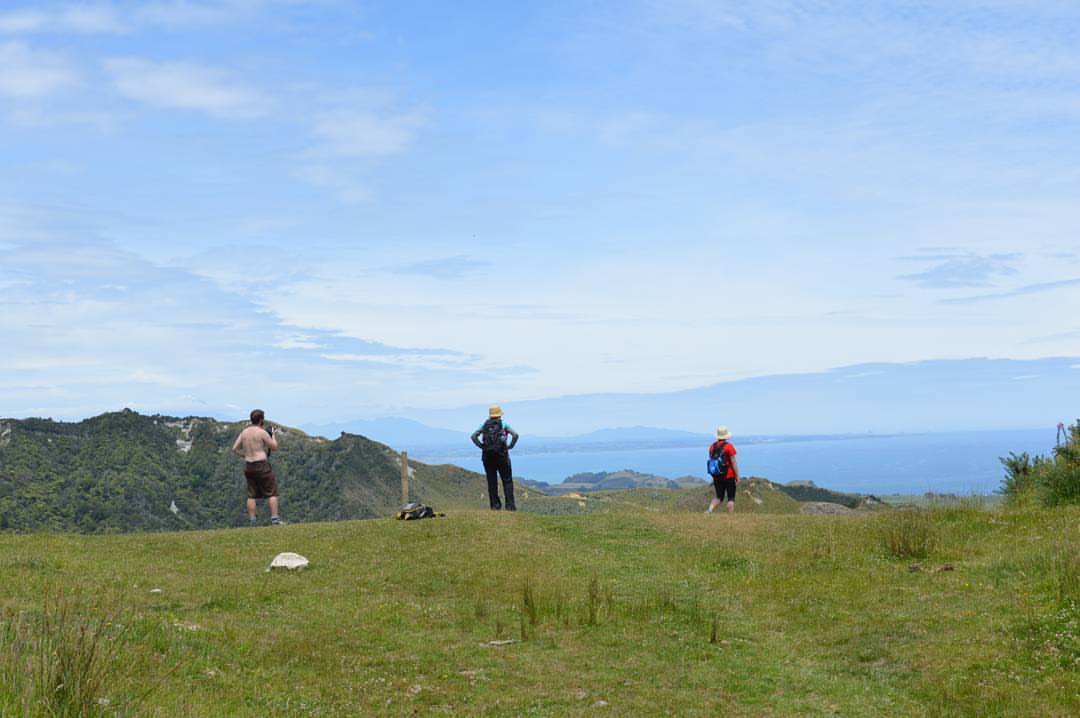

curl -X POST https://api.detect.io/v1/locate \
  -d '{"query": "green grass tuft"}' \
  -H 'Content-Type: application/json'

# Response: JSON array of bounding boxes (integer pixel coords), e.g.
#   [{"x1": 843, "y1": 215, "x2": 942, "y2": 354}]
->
[
  {"x1": 878, "y1": 508, "x2": 939, "y2": 559},
  {"x1": 1050, "y1": 545, "x2": 1080, "y2": 608},
  {"x1": 0, "y1": 589, "x2": 171, "y2": 717}
]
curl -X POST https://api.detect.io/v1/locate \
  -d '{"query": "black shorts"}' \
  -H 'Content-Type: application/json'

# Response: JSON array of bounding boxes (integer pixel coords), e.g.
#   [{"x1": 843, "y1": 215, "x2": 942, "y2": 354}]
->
[
  {"x1": 244, "y1": 460, "x2": 279, "y2": 499},
  {"x1": 713, "y1": 478, "x2": 736, "y2": 502}
]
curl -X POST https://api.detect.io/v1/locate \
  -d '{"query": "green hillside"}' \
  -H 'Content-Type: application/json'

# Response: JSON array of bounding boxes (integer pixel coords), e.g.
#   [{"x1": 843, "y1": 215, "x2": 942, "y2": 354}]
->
[
  {"x1": 523, "y1": 469, "x2": 707, "y2": 494},
  {"x1": 0, "y1": 410, "x2": 501, "y2": 532},
  {"x1": 2, "y1": 507, "x2": 1077, "y2": 716},
  {"x1": 522, "y1": 478, "x2": 808, "y2": 516},
  {"x1": 774, "y1": 481, "x2": 883, "y2": 509}
]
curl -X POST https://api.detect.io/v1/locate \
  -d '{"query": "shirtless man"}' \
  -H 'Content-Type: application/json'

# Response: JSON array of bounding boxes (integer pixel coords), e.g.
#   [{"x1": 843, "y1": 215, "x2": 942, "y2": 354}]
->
[{"x1": 231, "y1": 409, "x2": 283, "y2": 525}]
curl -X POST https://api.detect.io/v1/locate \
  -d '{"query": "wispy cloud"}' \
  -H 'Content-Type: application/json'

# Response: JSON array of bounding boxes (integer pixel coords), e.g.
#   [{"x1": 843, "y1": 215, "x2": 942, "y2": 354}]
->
[
  {"x1": 309, "y1": 111, "x2": 426, "y2": 158},
  {"x1": 134, "y1": 1, "x2": 243, "y2": 28},
  {"x1": 1047, "y1": 251, "x2": 1079, "y2": 262},
  {"x1": 104, "y1": 57, "x2": 270, "y2": 119},
  {"x1": 0, "y1": 4, "x2": 126, "y2": 34},
  {"x1": 0, "y1": 1, "x2": 308, "y2": 34},
  {"x1": 943, "y1": 277, "x2": 1080, "y2": 304},
  {"x1": 0, "y1": 41, "x2": 79, "y2": 98},
  {"x1": 5, "y1": 106, "x2": 118, "y2": 131},
  {"x1": 898, "y1": 252, "x2": 1021, "y2": 289},
  {"x1": 294, "y1": 108, "x2": 427, "y2": 203},
  {"x1": 293, "y1": 164, "x2": 372, "y2": 205},
  {"x1": 390, "y1": 256, "x2": 488, "y2": 281},
  {"x1": 1022, "y1": 328, "x2": 1080, "y2": 345},
  {"x1": 0, "y1": 9, "x2": 43, "y2": 34},
  {"x1": 133, "y1": 0, "x2": 331, "y2": 29},
  {"x1": 646, "y1": 1, "x2": 1080, "y2": 83},
  {"x1": 320, "y1": 352, "x2": 476, "y2": 370},
  {"x1": 0, "y1": 230, "x2": 492, "y2": 419},
  {"x1": 274, "y1": 334, "x2": 325, "y2": 350}
]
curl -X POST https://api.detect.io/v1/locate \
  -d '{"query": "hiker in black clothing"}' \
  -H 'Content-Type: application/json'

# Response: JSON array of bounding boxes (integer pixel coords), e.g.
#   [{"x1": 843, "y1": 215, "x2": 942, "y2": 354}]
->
[{"x1": 471, "y1": 405, "x2": 520, "y2": 510}]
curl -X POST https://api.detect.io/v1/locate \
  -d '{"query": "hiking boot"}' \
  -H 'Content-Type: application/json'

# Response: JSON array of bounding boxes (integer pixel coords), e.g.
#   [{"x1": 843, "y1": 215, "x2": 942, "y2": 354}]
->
[
  {"x1": 270, "y1": 516, "x2": 286, "y2": 526},
  {"x1": 505, "y1": 505, "x2": 517, "y2": 512}
]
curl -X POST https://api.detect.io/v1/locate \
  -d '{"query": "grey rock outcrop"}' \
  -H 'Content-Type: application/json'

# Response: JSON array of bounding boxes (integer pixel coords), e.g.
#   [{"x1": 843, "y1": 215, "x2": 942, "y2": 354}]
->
[{"x1": 799, "y1": 502, "x2": 854, "y2": 515}]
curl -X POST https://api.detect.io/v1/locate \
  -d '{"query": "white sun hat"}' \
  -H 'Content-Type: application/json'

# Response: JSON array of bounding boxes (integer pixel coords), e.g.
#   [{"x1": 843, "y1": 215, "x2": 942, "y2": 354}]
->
[{"x1": 715, "y1": 426, "x2": 732, "y2": 440}]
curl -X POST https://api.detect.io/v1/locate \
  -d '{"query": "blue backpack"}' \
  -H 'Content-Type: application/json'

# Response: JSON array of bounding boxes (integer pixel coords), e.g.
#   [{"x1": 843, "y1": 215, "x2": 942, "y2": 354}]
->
[{"x1": 707, "y1": 442, "x2": 730, "y2": 478}]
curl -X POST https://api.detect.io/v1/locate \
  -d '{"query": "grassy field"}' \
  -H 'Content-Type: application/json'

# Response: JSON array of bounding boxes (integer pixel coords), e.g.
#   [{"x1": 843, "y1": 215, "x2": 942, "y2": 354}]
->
[{"x1": 1, "y1": 505, "x2": 1078, "y2": 716}]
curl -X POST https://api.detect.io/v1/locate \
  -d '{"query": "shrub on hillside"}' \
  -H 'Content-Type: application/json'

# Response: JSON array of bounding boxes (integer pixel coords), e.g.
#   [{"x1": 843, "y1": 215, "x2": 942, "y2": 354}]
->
[
  {"x1": 1044, "y1": 429, "x2": 1080, "y2": 506},
  {"x1": 999, "y1": 421, "x2": 1080, "y2": 507},
  {"x1": 999, "y1": 452, "x2": 1046, "y2": 501}
]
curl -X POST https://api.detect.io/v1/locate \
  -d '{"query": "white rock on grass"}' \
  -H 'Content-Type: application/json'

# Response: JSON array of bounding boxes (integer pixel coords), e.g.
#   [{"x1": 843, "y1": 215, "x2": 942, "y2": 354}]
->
[{"x1": 268, "y1": 552, "x2": 310, "y2": 571}]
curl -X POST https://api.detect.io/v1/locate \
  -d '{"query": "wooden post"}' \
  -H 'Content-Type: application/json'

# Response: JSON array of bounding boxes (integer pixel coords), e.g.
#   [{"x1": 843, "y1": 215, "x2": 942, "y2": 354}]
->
[{"x1": 400, "y1": 451, "x2": 409, "y2": 504}]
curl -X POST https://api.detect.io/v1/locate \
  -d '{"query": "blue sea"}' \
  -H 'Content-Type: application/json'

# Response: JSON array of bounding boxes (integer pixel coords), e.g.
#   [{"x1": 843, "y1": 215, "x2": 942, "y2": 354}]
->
[{"x1": 416, "y1": 429, "x2": 1057, "y2": 495}]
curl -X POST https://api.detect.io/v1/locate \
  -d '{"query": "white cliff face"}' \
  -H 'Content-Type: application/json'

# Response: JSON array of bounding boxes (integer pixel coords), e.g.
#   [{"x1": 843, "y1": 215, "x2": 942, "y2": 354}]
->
[
  {"x1": 0, "y1": 422, "x2": 11, "y2": 448},
  {"x1": 165, "y1": 419, "x2": 197, "y2": 453},
  {"x1": 384, "y1": 448, "x2": 416, "y2": 477}
]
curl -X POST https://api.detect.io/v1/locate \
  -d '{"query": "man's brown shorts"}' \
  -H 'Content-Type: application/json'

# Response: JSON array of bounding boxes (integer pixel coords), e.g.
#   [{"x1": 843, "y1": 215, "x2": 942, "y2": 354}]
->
[{"x1": 244, "y1": 460, "x2": 279, "y2": 499}]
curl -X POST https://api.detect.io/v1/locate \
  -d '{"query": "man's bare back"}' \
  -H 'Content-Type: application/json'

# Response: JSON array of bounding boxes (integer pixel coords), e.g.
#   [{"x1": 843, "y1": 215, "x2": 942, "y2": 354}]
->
[{"x1": 232, "y1": 425, "x2": 278, "y2": 462}]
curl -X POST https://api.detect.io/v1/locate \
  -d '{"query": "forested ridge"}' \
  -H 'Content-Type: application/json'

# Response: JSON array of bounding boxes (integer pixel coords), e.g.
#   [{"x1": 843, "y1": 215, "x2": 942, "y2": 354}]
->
[{"x1": 0, "y1": 410, "x2": 483, "y2": 533}]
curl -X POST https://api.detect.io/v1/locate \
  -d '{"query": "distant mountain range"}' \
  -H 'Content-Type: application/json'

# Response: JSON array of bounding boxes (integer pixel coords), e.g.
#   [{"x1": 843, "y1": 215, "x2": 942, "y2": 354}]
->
[
  {"x1": 303, "y1": 417, "x2": 466, "y2": 448},
  {"x1": 302, "y1": 415, "x2": 904, "y2": 457},
  {"x1": 388, "y1": 357, "x2": 1080, "y2": 436},
  {"x1": 564, "y1": 426, "x2": 707, "y2": 443},
  {"x1": 302, "y1": 419, "x2": 710, "y2": 453}
]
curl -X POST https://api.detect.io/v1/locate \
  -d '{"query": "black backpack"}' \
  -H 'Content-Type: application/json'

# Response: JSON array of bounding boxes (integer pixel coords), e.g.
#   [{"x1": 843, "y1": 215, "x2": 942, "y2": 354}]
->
[
  {"x1": 482, "y1": 418, "x2": 508, "y2": 452},
  {"x1": 396, "y1": 503, "x2": 441, "y2": 520}
]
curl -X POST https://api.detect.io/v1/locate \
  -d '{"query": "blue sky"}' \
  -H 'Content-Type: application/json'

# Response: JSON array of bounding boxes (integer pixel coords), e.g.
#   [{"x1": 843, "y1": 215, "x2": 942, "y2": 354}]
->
[{"x1": 1, "y1": 0, "x2": 1079, "y2": 424}]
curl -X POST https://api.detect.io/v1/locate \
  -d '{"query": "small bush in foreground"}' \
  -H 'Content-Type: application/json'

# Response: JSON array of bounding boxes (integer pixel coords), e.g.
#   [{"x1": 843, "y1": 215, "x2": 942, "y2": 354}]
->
[
  {"x1": 878, "y1": 509, "x2": 938, "y2": 559},
  {"x1": 0, "y1": 591, "x2": 149, "y2": 717}
]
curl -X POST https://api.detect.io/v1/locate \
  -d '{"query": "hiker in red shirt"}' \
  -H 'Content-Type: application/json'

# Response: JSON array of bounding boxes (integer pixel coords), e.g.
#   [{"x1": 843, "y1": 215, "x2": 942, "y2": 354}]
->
[{"x1": 706, "y1": 426, "x2": 739, "y2": 514}]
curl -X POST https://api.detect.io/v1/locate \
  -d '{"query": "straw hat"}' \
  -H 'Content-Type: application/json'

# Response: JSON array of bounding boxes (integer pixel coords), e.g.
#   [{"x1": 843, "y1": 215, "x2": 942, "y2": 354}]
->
[
  {"x1": 715, "y1": 426, "x2": 732, "y2": 440},
  {"x1": 489, "y1": 404, "x2": 504, "y2": 419}
]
